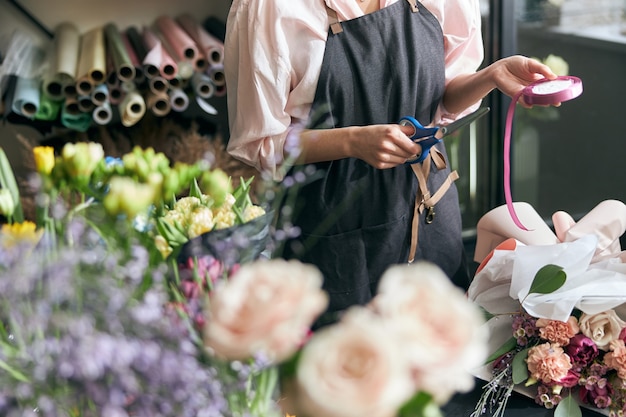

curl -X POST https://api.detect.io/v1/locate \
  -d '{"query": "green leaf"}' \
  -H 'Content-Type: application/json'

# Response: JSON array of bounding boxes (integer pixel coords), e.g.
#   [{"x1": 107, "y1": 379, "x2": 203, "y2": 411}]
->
[
  {"x1": 512, "y1": 348, "x2": 529, "y2": 384},
  {"x1": 189, "y1": 177, "x2": 203, "y2": 199},
  {"x1": 398, "y1": 391, "x2": 442, "y2": 417},
  {"x1": 485, "y1": 336, "x2": 517, "y2": 364},
  {"x1": 555, "y1": 394, "x2": 582, "y2": 417},
  {"x1": 0, "y1": 359, "x2": 29, "y2": 382},
  {"x1": 479, "y1": 305, "x2": 495, "y2": 321},
  {"x1": 528, "y1": 264, "x2": 566, "y2": 295}
]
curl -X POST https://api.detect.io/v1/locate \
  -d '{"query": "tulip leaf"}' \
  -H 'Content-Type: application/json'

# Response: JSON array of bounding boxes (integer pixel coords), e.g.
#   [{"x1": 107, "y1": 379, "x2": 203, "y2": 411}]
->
[
  {"x1": 0, "y1": 147, "x2": 24, "y2": 223},
  {"x1": 485, "y1": 336, "x2": 517, "y2": 365},
  {"x1": 189, "y1": 177, "x2": 203, "y2": 200},
  {"x1": 555, "y1": 394, "x2": 581, "y2": 417},
  {"x1": 528, "y1": 264, "x2": 566, "y2": 295},
  {"x1": 512, "y1": 348, "x2": 529, "y2": 385},
  {"x1": 398, "y1": 391, "x2": 442, "y2": 417}
]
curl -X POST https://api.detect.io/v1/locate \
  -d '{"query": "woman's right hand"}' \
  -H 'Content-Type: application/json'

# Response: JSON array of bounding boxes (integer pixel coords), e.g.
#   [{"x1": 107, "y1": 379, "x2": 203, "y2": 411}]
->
[{"x1": 350, "y1": 124, "x2": 423, "y2": 169}]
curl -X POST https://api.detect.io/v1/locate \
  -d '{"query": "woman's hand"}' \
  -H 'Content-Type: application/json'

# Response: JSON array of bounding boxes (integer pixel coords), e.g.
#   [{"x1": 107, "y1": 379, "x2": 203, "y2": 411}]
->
[
  {"x1": 349, "y1": 124, "x2": 422, "y2": 169},
  {"x1": 488, "y1": 55, "x2": 558, "y2": 106}
]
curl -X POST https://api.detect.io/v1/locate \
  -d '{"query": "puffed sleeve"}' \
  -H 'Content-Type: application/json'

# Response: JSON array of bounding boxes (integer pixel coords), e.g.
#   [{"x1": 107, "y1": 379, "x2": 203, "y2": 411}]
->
[
  {"x1": 224, "y1": 0, "x2": 294, "y2": 180},
  {"x1": 427, "y1": 0, "x2": 485, "y2": 123}
]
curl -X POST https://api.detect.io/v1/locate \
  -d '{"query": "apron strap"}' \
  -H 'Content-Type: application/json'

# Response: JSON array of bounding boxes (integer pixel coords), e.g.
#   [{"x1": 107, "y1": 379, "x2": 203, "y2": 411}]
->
[
  {"x1": 326, "y1": 6, "x2": 344, "y2": 34},
  {"x1": 408, "y1": 150, "x2": 459, "y2": 263},
  {"x1": 406, "y1": 0, "x2": 419, "y2": 13}
]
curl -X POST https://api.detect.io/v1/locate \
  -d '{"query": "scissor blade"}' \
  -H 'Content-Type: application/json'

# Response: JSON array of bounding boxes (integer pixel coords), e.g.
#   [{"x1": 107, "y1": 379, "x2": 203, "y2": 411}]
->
[{"x1": 435, "y1": 107, "x2": 490, "y2": 139}]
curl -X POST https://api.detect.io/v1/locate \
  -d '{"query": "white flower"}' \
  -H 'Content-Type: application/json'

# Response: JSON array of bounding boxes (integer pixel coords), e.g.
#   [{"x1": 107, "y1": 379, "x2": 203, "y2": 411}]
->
[
  {"x1": 203, "y1": 259, "x2": 328, "y2": 362},
  {"x1": 579, "y1": 310, "x2": 626, "y2": 351},
  {"x1": 371, "y1": 261, "x2": 488, "y2": 403},
  {"x1": 294, "y1": 307, "x2": 415, "y2": 417},
  {"x1": 543, "y1": 54, "x2": 569, "y2": 76}
]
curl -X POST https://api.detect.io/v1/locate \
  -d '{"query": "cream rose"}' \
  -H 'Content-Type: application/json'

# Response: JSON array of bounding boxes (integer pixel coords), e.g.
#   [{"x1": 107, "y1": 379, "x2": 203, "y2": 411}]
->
[
  {"x1": 294, "y1": 307, "x2": 415, "y2": 417},
  {"x1": 579, "y1": 310, "x2": 626, "y2": 351},
  {"x1": 370, "y1": 261, "x2": 488, "y2": 402},
  {"x1": 203, "y1": 259, "x2": 328, "y2": 362}
]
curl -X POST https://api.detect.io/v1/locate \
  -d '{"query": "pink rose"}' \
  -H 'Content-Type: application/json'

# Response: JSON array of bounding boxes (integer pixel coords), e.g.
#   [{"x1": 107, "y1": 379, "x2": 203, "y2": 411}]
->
[
  {"x1": 527, "y1": 343, "x2": 572, "y2": 384},
  {"x1": 579, "y1": 310, "x2": 626, "y2": 351},
  {"x1": 203, "y1": 259, "x2": 328, "y2": 362},
  {"x1": 564, "y1": 334, "x2": 599, "y2": 369},
  {"x1": 604, "y1": 339, "x2": 626, "y2": 380},
  {"x1": 293, "y1": 308, "x2": 415, "y2": 417},
  {"x1": 370, "y1": 261, "x2": 488, "y2": 402}
]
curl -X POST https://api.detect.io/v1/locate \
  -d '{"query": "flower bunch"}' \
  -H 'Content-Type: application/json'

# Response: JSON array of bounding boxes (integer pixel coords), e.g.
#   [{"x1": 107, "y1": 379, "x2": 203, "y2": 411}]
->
[{"x1": 474, "y1": 264, "x2": 626, "y2": 417}]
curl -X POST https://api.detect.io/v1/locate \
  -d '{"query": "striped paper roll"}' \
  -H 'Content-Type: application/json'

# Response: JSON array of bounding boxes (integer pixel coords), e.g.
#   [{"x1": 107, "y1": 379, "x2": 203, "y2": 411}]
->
[
  {"x1": 142, "y1": 27, "x2": 178, "y2": 80},
  {"x1": 76, "y1": 27, "x2": 106, "y2": 95},
  {"x1": 168, "y1": 88, "x2": 189, "y2": 112},
  {"x1": 178, "y1": 13, "x2": 223, "y2": 68},
  {"x1": 104, "y1": 23, "x2": 136, "y2": 82},
  {"x1": 119, "y1": 90, "x2": 146, "y2": 127},
  {"x1": 93, "y1": 100, "x2": 113, "y2": 125},
  {"x1": 42, "y1": 22, "x2": 80, "y2": 100},
  {"x1": 12, "y1": 77, "x2": 40, "y2": 118}
]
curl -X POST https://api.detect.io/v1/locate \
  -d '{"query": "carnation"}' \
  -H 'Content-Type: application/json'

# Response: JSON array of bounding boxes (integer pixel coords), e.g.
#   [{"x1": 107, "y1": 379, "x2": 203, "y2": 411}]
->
[{"x1": 527, "y1": 343, "x2": 573, "y2": 384}]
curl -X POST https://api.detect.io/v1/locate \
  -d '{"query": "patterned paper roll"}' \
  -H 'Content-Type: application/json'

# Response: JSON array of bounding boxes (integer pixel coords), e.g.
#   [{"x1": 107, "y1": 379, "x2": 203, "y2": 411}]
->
[
  {"x1": 91, "y1": 83, "x2": 109, "y2": 106},
  {"x1": 142, "y1": 27, "x2": 178, "y2": 80},
  {"x1": 146, "y1": 91, "x2": 171, "y2": 117},
  {"x1": 178, "y1": 13, "x2": 222, "y2": 68},
  {"x1": 191, "y1": 72, "x2": 214, "y2": 99},
  {"x1": 35, "y1": 93, "x2": 61, "y2": 121},
  {"x1": 93, "y1": 100, "x2": 113, "y2": 125},
  {"x1": 119, "y1": 90, "x2": 146, "y2": 127},
  {"x1": 42, "y1": 22, "x2": 80, "y2": 100},
  {"x1": 12, "y1": 77, "x2": 40, "y2": 118},
  {"x1": 168, "y1": 88, "x2": 189, "y2": 112},
  {"x1": 155, "y1": 15, "x2": 199, "y2": 62},
  {"x1": 104, "y1": 23, "x2": 136, "y2": 83},
  {"x1": 76, "y1": 27, "x2": 106, "y2": 95}
]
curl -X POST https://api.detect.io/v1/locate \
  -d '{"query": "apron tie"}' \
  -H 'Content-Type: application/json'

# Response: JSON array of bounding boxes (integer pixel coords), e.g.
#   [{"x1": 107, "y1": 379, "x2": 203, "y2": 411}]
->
[{"x1": 408, "y1": 148, "x2": 459, "y2": 263}]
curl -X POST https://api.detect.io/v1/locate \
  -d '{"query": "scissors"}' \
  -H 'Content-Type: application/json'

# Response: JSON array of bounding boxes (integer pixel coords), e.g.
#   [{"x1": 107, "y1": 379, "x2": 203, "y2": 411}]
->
[{"x1": 398, "y1": 107, "x2": 490, "y2": 164}]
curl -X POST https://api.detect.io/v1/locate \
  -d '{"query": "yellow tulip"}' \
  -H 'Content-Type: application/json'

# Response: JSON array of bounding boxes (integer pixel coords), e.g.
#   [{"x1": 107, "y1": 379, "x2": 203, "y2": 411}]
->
[{"x1": 33, "y1": 146, "x2": 55, "y2": 175}]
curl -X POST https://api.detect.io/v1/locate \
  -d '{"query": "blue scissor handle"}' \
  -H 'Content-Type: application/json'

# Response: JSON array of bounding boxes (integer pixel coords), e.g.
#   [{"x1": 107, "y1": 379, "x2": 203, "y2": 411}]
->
[{"x1": 398, "y1": 116, "x2": 441, "y2": 164}]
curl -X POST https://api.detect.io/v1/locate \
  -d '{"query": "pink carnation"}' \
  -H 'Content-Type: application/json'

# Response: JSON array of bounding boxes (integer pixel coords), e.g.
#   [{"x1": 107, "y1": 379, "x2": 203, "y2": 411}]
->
[
  {"x1": 604, "y1": 339, "x2": 626, "y2": 380},
  {"x1": 527, "y1": 343, "x2": 573, "y2": 384},
  {"x1": 536, "y1": 316, "x2": 579, "y2": 346}
]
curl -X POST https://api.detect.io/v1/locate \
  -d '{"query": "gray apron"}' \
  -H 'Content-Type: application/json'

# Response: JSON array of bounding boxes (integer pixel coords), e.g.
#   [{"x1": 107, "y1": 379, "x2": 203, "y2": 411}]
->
[{"x1": 282, "y1": 0, "x2": 468, "y2": 324}]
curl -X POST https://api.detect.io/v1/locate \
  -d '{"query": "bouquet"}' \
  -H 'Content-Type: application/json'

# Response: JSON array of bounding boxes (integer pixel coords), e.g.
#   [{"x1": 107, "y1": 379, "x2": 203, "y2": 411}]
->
[{"x1": 468, "y1": 200, "x2": 626, "y2": 417}]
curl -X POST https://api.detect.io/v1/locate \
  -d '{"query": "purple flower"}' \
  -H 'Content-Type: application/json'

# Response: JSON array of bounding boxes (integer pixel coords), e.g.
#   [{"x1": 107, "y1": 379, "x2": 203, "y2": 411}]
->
[
  {"x1": 579, "y1": 379, "x2": 614, "y2": 409},
  {"x1": 565, "y1": 334, "x2": 599, "y2": 369}
]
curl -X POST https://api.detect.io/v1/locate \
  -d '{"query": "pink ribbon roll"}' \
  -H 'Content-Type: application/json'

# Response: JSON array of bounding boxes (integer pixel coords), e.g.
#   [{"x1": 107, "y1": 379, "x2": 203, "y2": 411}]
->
[{"x1": 503, "y1": 76, "x2": 583, "y2": 230}]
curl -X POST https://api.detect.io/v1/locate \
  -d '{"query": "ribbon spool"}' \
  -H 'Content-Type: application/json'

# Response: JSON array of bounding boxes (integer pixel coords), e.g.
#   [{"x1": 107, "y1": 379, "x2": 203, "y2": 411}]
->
[{"x1": 504, "y1": 76, "x2": 583, "y2": 230}]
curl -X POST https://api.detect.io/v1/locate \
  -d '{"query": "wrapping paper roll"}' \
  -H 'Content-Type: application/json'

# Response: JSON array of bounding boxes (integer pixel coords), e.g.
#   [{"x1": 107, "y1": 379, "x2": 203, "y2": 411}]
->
[
  {"x1": 104, "y1": 23, "x2": 136, "y2": 82},
  {"x1": 153, "y1": 26, "x2": 194, "y2": 80},
  {"x1": 148, "y1": 76, "x2": 169, "y2": 95},
  {"x1": 155, "y1": 15, "x2": 199, "y2": 63},
  {"x1": 61, "y1": 102, "x2": 91, "y2": 132},
  {"x1": 91, "y1": 83, "x2": 109, "y2": 106},
  {"x1": 11, "y1": 77, "x2": 40, "y2": 119},
  {"x1": 146, "y1": 90, "x2": 171, "y2": 117},
  {"x1": 35, "y1": 93, "x2": 61, "y2": 121},
  {"x1": 191, "y1": 72, "x2": 214, "y2": 99},
  {"x1": 206, "y1": 64, "x2": 225, "y2": 86},
  {"x1": 168, "y1": 87, "x2": 189, "y2": 112},
  {"x1": 121, "y1": 32, "x2": 145, "y2": 84},
  {"x1": 125, "y1": 26, "x2": 148, "y2": 63},
  {"x1": 108, "y1": 85, "x2": 124, "y2": 105},
  {"x1": 178, "y1": 13, "x2": 223, "y2": 68},
  {"x1": 93, "y1": 100, "x2": 113, "y2": 125},
  {"x1": 63, "y1": 96, "x2": 80, "y2": 115},
  {"x1": 77, "y1": 94, "x2": 95, "y2": 113},
  {"x1": 76, "y1": 27, "x2": 106, "y2": 95},
  {"x1": 142, "y1": 27, "x2": 178, "y2": 80},
  {"x1": 119, "y1": 90, "x2": 146, "y2": 127},
  {"x1": 42, "y1": 22, "x2": 80, "y2": 100}
]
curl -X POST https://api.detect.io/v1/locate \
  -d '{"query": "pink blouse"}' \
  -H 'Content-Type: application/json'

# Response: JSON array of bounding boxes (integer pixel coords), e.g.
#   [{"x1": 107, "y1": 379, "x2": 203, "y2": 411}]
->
[{"x1": 224, "y1": 0, "x2": 484, "y2": 180}]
